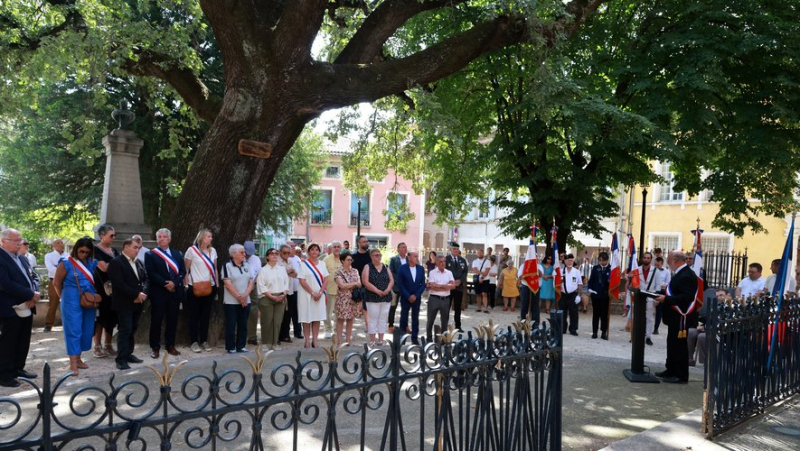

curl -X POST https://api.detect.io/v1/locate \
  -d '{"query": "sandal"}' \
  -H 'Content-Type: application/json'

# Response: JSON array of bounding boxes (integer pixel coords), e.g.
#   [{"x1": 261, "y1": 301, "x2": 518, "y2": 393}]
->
[{"x1": 93, "y1": 345, "x2": 107, "y2": 358}]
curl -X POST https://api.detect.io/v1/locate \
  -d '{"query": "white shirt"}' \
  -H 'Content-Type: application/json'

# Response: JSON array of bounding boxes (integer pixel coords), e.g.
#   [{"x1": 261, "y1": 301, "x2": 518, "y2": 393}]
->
[
  {"x1": 185, "y1": 246, "x2": 218, "y2": 285},
  {"x1": 408, "y1": 264, "x2": 418, "y2": 283},
  {"x1": 764, "y1": 274, "x2": 797, "y2": 295},
  {"x1": 428, "y1": 268, "x2": 454, "y2": 297},
  {"x1": 562, "y1": 267, "x2": 582, "y2": 293},
  {"x1": 488, "y1": 264, "x2": 499, "y2": 284},
  {"x1": 472, "y1": 258, "x2": 489, "y2": 282},
  {"x1": 136, "y1": 246, "x2": 149, "y2": 264},
  {"x1": 44, "y1": 250, "x2": 66, "y2": 278},
  {"x1": 23, "y1": 252, "x2": 36, "y2": 268},
  {"x1": 256, "y1": 263, "x2": 290, "y2": 297},
  {"x1": 288, "y1": 256, "x2": 302, "y2": 293},
  {"x1": 126, "y1": 254, "x2": 140, "y2": 281},
  {"x1": 738, "y1": 276, "x2": 765, "y2": 297},
  {"x1": 247, "y1": 254, "x2": 262, "y2": 280}
]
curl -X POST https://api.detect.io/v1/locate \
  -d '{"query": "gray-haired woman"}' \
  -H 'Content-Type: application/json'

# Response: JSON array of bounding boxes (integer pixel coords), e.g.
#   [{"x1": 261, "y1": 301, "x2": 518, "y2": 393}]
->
[{"x1": 222, "y1": 244, "x2": 254, "y2": 353}]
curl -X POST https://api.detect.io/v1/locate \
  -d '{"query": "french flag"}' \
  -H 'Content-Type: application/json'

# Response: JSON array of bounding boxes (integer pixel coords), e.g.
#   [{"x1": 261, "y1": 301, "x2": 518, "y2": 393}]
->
[
  {"x1": 609, "y1": 233, "x2": 621, "y2": 301},
  {"x1": 627, "y1": 235, "x2": 640, "y2": 289}
]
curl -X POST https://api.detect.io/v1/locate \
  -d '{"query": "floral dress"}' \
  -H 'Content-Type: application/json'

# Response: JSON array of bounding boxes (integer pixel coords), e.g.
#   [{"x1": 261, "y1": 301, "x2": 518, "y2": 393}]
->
[{"x1": 335, "y1": 267, "x2": 362, "y2": 320}]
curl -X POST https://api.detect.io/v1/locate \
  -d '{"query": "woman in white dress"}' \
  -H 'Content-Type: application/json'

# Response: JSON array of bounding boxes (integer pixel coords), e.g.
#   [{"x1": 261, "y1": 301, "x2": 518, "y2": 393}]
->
[{"x1": 297, "y1": 243, "x2": 328, "y2": 348}]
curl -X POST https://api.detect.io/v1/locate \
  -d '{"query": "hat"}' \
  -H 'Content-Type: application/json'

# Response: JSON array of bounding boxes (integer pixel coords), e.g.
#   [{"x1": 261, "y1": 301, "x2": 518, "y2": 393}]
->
[
  {"x1": 450, "y1": 242, "x2": 460, "y2": 248},
  {"x1": 243, "y1": 241, "x2": 256, "y2": 256},
  {"x1": 13, "y1": 303, "x2": 31, "y2": 318}
]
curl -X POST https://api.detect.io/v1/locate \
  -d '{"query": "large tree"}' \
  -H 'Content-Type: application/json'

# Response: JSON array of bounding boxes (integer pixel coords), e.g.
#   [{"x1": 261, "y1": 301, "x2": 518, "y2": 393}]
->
[{"x1": 0, "y1": 0, "x2": 606, "y2": 248}]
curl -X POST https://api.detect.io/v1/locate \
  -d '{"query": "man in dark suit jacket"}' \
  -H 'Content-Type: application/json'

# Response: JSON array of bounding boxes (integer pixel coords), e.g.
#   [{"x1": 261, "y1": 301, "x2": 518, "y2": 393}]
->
[
  {"x1": 654, "y1": 251, "x2": 699, "y2": 383},
  {"x1": 397, "y1": 251, "x2": 426, "y2": 344},
  {"x1": 108, "y1": 239, "x2": 149, "y2": 370},
  {"x1": 388, "y1": 242, "x2": 409, "y2": 332},
  {"x1": 144, "y1": 228, "x2": 186, "y2": 358},
  {"x1": 0, "y1": 228, "x2": 40, "y2": 387},
  {"x1": 445, "y1": 242, "x2": 468, "y2": 332}
]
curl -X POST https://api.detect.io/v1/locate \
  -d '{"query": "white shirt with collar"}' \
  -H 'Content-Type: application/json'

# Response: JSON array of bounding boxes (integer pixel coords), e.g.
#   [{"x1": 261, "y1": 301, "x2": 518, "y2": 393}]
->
[
  {"x1": 45, "y1": 250, "x2": 66, "y2": 279},
  {"x1": 738, "y1": 276, "x2": 765, "y2": 297},
  {"x1": 428, "y1": 268, "x2": 454, "y2": 297}
]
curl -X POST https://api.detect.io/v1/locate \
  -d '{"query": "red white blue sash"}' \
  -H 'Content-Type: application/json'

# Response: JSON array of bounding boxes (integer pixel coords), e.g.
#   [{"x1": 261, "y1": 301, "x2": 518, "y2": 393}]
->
[
  {"x1": 667, "y1": 284, "x2": 700, "y2": 338},
  {"x1": 69, "y1": 257, "x2": 95, "y2": 285},
  {"x1": 152, "y1": 248, "x2": 179, "y2": 275},
  {"x1": 304, "y1": 259, "x2": 327, "y2": 303},
  {"x1": 191, "y1": 245, "x2": 216, "y2": 281}
]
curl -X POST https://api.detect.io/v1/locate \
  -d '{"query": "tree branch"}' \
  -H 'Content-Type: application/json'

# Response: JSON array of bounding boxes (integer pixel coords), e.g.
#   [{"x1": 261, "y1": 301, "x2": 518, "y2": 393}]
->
[
  {"x1": 273, "y1": 0, "x2": 328, "y2": 61},
  {"x1": 335, "y1": 0, "x2": 469, "y2": 64},
  {"x1": 122, "y1": 51, "x2": 222, "y2": 123},
  {"x1": 4, "y1": 0, "x2": 86, "y2": 51}
]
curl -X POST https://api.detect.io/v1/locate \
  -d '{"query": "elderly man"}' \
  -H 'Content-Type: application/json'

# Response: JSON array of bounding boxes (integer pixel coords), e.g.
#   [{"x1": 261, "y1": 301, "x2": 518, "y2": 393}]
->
[
  {"x1": 131, "y1": 235, "x2": 149, "y2": 264},
  {"x1": 654, "y1": 251, "x2": 699, "y2": 384},
  {"x1": 445, "y1": 242, "x2": 468, "y2": 332},
  {"x1": 144, "y1": 228, "x2": 186, "y2": 359},
  {"x1": 43, "y1": 238, "x2": 67, "y2": 332},
  {"x1": 0, "y1": 228, "x2": 40, "y2": 387},
  {"x1": 323, "y1": 240, "x2": 343, "y2": 339},
  {"x1": 398, "y1": 250, "x2": 426, "y2": 344},
  {"x1": 244, "y1": 241, "x2": 263, "y2": 345},
  {"x1": 426, "y1": 256, "x2": 455, "y2": 341}
]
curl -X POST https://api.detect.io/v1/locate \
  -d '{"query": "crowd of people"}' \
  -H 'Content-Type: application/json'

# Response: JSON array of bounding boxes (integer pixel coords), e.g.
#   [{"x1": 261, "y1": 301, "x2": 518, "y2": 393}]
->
[{"x1": 2, "y1": 225, "x2": 799, "y2": 389}]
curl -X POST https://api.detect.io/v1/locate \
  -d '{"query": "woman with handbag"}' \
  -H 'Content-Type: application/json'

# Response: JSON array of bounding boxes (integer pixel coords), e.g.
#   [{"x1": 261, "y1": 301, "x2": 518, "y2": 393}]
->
[
  {"x1": 52, "y1": 237, "x2": 101, "y2": 376},
  {"x1": 297, "y1": 243, "x2": 328, "y2": 348},
  {"x1": 362, "y1": 248, "x2": 394, "y2": 346},
  {"x1": 334, "y1": 251, "x2": 362, "y2": 346},
  {"x1": 184, "y1": 228, "x2": 218, "y2": 353},
  {"x1": 92, "y1": 224, "x2": 119, "y2": 358}
]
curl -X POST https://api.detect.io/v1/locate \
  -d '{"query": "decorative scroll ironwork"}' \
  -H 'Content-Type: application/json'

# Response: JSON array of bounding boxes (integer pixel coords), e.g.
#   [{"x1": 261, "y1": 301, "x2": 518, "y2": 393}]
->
[
  {"x1": 0, "y1": 313, "x2": 563, "y2": 450},
  {"x1": 702, "y1": 295, "x2": 800, "y2": 437}
]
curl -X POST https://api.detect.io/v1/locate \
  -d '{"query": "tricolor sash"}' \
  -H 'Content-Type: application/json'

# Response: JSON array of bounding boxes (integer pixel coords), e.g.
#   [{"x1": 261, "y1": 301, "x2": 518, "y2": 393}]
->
[
  {"x1": 69, "y1": 257, "x2": 95, "y2": 286},
  {"x1": 191, "y1": 245, "x2": 217, "y2": 282},
  {"x1": 304, "y1": 259, "x2": 327, "y2": 304},
  {"x1": 667, "y1": 284, "x2": 700, "y2": 339},
  {"x1": 152, "y1": 248, "x2": 179, "y2": 275}
]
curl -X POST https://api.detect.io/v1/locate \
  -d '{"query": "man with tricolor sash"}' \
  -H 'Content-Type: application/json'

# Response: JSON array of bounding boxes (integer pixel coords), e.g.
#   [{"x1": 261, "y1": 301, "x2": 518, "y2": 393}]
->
[
  {"x1": 144, "y1": 228, "x2": 187, "y2": 359},
  {"x1": 654, "y1": 251, "x2": 698, "y2": 384}
]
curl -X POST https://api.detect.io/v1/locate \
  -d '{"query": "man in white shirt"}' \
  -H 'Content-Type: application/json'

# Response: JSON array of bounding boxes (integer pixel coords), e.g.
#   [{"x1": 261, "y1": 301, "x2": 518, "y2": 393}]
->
[
  {"x1": 323, "y1": 241, "x2": 343, "y2": 339},
  {"x1": 735, "y1": 263, "x2": 766, "y2": 298},
  {"x1": 763, "y1": 259, "x2": 797, "y2": 296},
  {"x1": 426, "y1": 256, "x2": 455, "y2": 341},
  {"x1": 279, "y1": 241, "x2": 304, "y2": 341},
  {"x1": 244, "y1": 241, "x2": 263, "y2": 345},
  {"x1": 517, "y1": 258, "x2": 544, "y2": 323},
  {"x1": 636, "y1": 252, "x2": 669, "y2": 345},
  {"x1": 561, "y1": 254, "x2": 582, "y2": 336},
  {"x1": 43, "y1": 239, "x2": 66, "y2": 332},
  {"x1": 471, "y1": 249, "x2": 491, "y2": 313}
]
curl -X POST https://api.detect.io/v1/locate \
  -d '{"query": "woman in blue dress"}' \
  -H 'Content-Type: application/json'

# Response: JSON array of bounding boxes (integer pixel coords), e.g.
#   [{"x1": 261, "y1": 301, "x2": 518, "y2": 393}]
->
[
  {"x1": 540, "y1": 255, "x2": 555, "y2": 313},
  {"x1": 52, "y1": 237, "x2": 100, "y2": 376}
]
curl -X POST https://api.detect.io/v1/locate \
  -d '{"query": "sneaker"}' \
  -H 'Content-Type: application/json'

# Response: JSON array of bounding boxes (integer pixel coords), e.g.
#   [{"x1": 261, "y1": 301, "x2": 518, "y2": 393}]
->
[
  {"x1": 236, "y1": 348, "x2": 248, "y2": 353},
  {"x1": 43, "y1": 326, "x2": 52, "y2": 332},
  {"x1": 646, "y1": 338, "x2": 654, "y2": 346},
  {"x1": 190, "y1": 342, "x2": 202, "y2": 353},
  {"x1": 226, "y1": 349, "x2": 236, "y2": 354},
  {"x1": 202, "y1": 342, "x2": 212, "y2": 352},
  {"x1": 261, "y1": 345, "x2": 272, "y2": 353},
  {"x1": 273, "y1": 345, "x2": 282, "y2": 351},
  {"x1": 323, "y1": 332, "x2": 332, "y2": 339}
]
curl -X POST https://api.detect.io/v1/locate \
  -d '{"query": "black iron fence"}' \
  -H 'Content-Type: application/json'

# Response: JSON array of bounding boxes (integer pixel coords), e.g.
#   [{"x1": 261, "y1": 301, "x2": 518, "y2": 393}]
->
[
  {"x1": 703, "y1": 250, "x2": 749, "y2": 289},
  {"x1": 702, "y1": 295, "x2": 800, "y2": 438},
  {"x1": 0, "y1": 315, "x2": 563, "y2": 450}
]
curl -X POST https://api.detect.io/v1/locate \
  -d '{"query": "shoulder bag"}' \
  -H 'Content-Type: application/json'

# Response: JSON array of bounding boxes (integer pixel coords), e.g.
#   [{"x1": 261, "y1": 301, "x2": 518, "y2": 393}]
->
[
  {"x1": 73, "y1": 263, "x2": 101, "y2": 309},
  {"x1": 350, "y1": 269, "x2": 366, "y2": 302}
]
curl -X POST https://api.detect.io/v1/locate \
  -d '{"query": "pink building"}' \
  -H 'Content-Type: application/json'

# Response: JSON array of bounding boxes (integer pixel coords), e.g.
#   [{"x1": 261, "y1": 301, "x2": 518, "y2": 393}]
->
[{"x1": 291, "y1": 150, "x2": 426, "y2": 250}]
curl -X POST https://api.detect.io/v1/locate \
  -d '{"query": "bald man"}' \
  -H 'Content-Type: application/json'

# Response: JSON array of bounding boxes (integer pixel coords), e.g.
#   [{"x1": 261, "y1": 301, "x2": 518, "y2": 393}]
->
[{"x1": 654, "y1": 251, "x2": 699, "y2": 384}]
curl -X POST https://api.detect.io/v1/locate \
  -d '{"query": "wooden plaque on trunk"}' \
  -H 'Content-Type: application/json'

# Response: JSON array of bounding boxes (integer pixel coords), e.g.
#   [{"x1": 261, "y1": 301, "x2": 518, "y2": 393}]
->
[{"x1": 238, "y1": 139, "x2": 272, "y2": 159}]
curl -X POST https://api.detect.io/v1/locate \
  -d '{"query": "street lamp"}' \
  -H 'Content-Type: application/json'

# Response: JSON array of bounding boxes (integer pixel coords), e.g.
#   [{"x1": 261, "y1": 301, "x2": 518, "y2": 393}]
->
[{"x1": 357, "y1": 197, "x2": 362, "y2": 239}]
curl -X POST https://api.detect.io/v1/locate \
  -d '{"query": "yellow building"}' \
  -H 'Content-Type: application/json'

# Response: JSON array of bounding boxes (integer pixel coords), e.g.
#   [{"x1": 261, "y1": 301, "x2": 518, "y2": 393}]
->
[{"x1": 626, "y1": 162, "x2": 798, "y2": 284}]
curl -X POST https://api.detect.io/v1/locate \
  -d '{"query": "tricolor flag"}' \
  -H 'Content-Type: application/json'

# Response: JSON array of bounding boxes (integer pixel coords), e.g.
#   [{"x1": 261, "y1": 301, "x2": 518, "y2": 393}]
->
[
  {"x1": 767, "y1": 216, "x2": 794, "y2": 370},
  {"x1": 609, "y1": 233, "x2": 621, "y2": 301},
  {"x1": 522, "y1": 223, "x2": 540, "y2": 294},
  {"x1": 691, "y1": 227, "x2": 705, "y2": 307},
  {"x1": 552, "y1": 225, "x2": 562, "y2": 302},
  {"x1": 627, "y1": 235, "x2": 640, "y2": 289}
]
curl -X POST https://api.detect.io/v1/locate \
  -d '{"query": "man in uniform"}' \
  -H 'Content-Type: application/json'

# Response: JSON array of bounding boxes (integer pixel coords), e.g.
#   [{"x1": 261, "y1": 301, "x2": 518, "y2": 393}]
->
[{"x1": 445, "y1": 242, "x2": 468, "y2": 332}]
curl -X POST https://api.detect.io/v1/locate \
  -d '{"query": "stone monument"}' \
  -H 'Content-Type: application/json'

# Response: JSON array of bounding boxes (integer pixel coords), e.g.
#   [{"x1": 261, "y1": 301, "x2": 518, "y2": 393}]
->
[{"x1": 98, "y1": 101, "x2": 152, "y2": 243}]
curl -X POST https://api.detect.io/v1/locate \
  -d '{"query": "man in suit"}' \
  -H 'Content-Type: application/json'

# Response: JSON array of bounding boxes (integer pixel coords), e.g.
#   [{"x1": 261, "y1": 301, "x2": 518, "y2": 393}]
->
[
  {"x1": 144, "y1": 228, "x2": 186, "y2": 358},
  {"x1": 387, "y1": 242, "x2": 408, "y2": 333},
  {"x1": 109, "y1": 239, "x2": 149, "y2": 370},
  {"x1": 397, "y1": 250, "x2": 426, "y2": 344},
  {"x1": 654, "y1": 251, "x2": 699, "y2": 383},
  {"x1": 588, "y1": 252, "x2": 611, "y2": 340},
  {"x1": 0, "y1": 228, "x2": 40, "y2": 387},
  {"x1": 446, "y1": 242, "x2": 468, "y2": 332}
]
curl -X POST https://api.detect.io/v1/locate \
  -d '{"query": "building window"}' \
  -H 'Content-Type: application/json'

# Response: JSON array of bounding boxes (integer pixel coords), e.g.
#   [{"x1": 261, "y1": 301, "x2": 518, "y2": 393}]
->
[
  {"x1": 363, "y1": 235, "x2": 388, "y2": 248},
  {"x1": 703, "y1": 235, "x2": 732, "y2": 254},
  {"x1": 311, "y1": 189, "x2": 332, "y2": 225},
  {"x1": 477, "y1": 198, "x2": 490, "y2": 219},
  {"x1": 659, "y1": 163, "x2": 684, "y2": 202},
  {"x1": 323, "y1": 166, "x2": 341, "y2": 179},
  {"x1": 435, "y1": 232, "x2": 444, "y2": 249},
  {"x1": 350, "y1": 192, "x2": 370, "y2": 227},
  {"x1": 652, "y1": 234, "x2": 679, "y2": 252},
  {"x1": 386, "y1": 193, "x2": 408, "y2": 220}
]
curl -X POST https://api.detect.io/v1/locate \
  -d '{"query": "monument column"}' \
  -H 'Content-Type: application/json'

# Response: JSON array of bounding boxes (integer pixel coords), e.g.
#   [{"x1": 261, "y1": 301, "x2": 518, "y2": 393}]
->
[{"x1": 98, "y1": 101, "x2": 151, "y2": 243}]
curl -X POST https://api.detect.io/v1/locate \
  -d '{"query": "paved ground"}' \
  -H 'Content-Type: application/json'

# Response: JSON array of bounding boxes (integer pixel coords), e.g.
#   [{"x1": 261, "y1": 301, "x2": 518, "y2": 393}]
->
[{"x1": 1, "y1": 300, "x2": 793, "y2": 450}]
